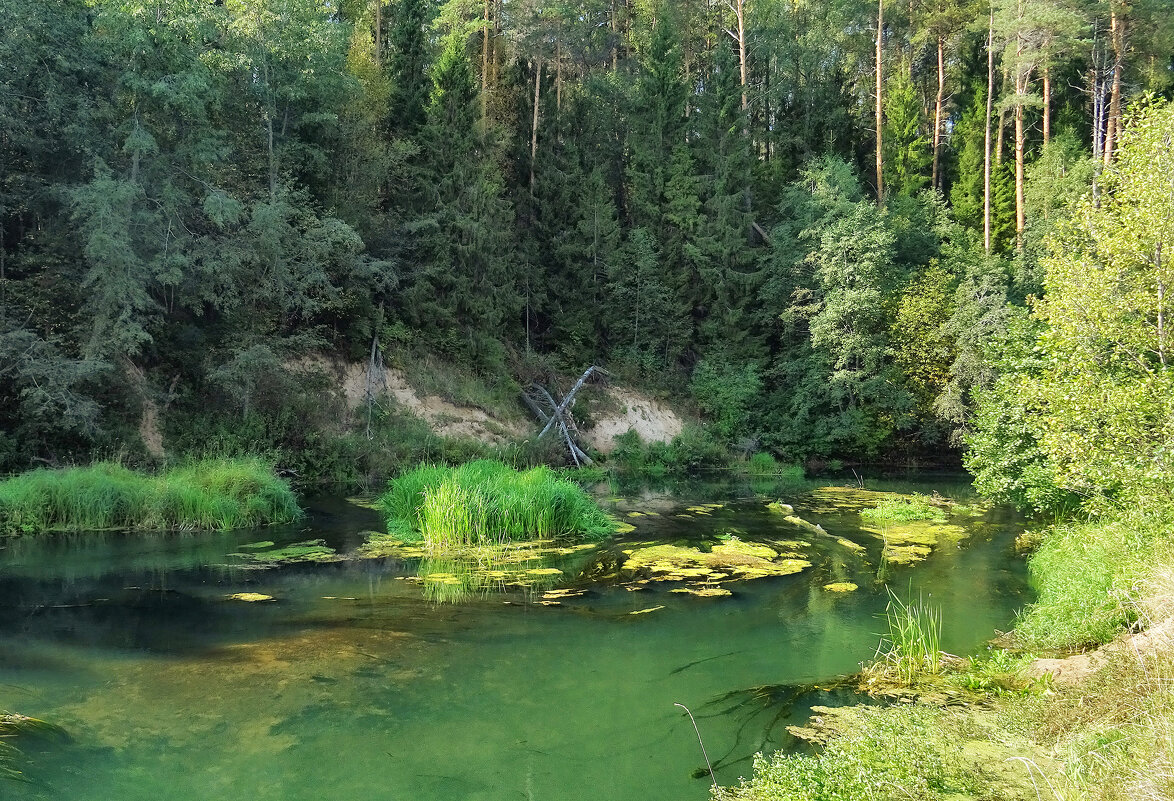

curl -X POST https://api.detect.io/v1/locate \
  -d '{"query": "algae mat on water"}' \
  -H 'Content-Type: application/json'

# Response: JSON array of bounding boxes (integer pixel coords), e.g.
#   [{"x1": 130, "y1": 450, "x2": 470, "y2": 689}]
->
[{"x1": 803, "y1": 486, "x2": 971, "y2": 565}]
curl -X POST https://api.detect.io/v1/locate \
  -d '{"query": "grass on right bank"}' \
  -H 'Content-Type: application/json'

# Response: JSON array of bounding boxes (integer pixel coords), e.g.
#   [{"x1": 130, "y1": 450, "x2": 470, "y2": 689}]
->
[{"x1": 718, "y1": 507, "x2": 1174, "y2": 801}]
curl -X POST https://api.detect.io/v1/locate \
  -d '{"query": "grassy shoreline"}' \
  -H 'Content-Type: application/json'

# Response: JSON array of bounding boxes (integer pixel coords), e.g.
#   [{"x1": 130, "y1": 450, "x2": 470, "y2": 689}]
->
[
  {"x1": 0, "y1": 459, "x2": 301, "y2": 536},
  {"x1": 719, "y1": 506, "x2": 1174, "y2": 801}
]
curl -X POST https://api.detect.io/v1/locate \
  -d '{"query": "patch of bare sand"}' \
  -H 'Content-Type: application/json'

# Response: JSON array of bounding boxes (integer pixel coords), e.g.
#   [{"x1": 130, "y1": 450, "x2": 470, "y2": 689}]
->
[
  {"x1": 582, "y1": 388, "x2": 684, "y2": 454},
  {"x1": 294, "y1": 357, "x2": 524, "y2": 445}
]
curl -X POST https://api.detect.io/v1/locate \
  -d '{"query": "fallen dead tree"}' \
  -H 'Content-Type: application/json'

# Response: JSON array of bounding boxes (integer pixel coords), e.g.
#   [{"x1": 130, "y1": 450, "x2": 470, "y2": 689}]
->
[{"x1": 521, "y1": 366, "x2": 604, "y2": 467}]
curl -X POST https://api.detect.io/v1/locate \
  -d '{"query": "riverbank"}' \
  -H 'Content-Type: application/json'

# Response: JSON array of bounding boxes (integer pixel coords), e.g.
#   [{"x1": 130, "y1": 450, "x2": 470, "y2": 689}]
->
[{"x1": 718, "y1": 506, "x2": 1174, "y2": 800}]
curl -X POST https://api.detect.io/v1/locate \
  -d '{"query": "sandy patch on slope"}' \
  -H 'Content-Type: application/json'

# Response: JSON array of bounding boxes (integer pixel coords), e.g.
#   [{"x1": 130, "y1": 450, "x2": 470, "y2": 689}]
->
[{"x1": 581, "y1": 388, "x2": 684, "y2": 454}]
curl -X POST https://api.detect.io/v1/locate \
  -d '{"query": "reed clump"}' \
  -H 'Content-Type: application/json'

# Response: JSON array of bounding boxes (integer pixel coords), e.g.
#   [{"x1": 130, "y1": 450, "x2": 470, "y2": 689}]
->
[
  {"x1": 0, "y1": 459, "x2": 301, "y2": 536},
  {"x1": 862, "y1": 591, "x2": 947, "y2": 687},
  {"x1": 381, "y1": 459, "x2": 613, "y2": 551}
]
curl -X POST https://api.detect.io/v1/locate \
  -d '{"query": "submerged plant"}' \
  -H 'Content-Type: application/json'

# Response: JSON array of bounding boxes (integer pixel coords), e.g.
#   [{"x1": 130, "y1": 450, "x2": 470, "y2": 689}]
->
[
  {"x1": 380, "y1": 460, "x2": 614, "y2": 551},
  {"x1": 1, "y1": 713, "x2": 67, "y2": 782}
]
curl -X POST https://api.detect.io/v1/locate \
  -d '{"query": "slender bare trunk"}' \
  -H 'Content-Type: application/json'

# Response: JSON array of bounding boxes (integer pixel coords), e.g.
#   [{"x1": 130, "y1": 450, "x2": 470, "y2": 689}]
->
[
  {"x1": 984, "y1": 9, "x2": 994, "y2": 254},
  {"x1": 1015, "y1": 88, "x2": 1025, "y2": 251},
  {"x1": 1104, "y1": 4, "x2": 1124, "y2": 165},
  {"x1": 876, "y1": 0, "x2": 884, "y2": 203},
  {"x1": 374, "y1": 0, "x2": 382, "y2": 63},
  {"x1": 611, "y1": 0, "x2": 618, "y2": 72},
  {"x1": 530, "y1": 60, "x2": 542, "y2": 194},
  {"x1": 736, "y1": 0, "x2": 748, "y2": 113},
  {"x1": 1042, "y1": 65, "x2": 1051, "y2": 145},
  {"x1": 481, "y1": 0, "x2": 490, "y2": 124},
  {"x1": 932, "y1": 34, "x2": 945, "y2": 190}
]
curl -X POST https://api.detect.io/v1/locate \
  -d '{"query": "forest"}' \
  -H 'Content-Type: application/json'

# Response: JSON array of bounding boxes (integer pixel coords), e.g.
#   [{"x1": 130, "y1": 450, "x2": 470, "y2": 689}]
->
[{"x1": 1, "y1": 0, "x2": 1172, "y2": 492}]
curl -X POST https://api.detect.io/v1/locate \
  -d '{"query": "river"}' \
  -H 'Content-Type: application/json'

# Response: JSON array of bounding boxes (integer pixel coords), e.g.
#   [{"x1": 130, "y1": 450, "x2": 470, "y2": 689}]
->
[{"x1": 0, "y1": 474, "x2": 1028, "y2": 801}]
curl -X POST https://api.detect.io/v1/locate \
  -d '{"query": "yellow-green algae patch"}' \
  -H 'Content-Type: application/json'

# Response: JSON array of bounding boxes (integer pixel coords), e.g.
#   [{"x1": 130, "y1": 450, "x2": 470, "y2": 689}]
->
[
  {"x1": 620, "y1": 542, "x2": 811, "y2": 585},
  {"x1": 822, "y1": 582, "x2": 858, "y2": 593},
  {"x1": 629, "y1": 605, "x2": 665, "y2": 615},
  {"x1": 225, "y1": 592, "x2": 276, "y2": 602},
  {"x1": 800, "y1": 486, "x2": 970, "y2": 565},
  {"x1": 671, "y1": 587, "x2": 733, "y2": 597}
]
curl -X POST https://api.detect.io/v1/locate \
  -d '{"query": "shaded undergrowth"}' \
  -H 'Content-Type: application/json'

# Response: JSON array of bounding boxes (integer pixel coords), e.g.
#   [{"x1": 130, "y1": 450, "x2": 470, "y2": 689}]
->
[{"x1": 0, "y1": 459, "x2": 301, "y2": 535}]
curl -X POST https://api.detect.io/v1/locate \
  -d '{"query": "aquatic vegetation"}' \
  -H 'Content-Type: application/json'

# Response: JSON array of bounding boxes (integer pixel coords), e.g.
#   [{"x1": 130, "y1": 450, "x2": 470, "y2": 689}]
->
[
  {"x1": 380, "y1": 460, "x2": 615, "y2": 551},
  {"x1": 822, "y1": 582, "x2": 858, "y2": 593},
  {"x1": 228, "y1": 539, "x2": 339, "y2": 564},
  {"x1": 0, "y1": 459, "x2": 301, "y2": 536},
  {"x1": 620, "y1": 542, "x2": 811, "y2": 584},
  {"x1": 224, "y1": 593, "x2": 276, "y2": 602},
  {"x1": 862, "y1": 592, "x2": 945, "y2": 687},
  {"x1": 1, "y1": 713, "x2": 67, "y2": 783},
  {"x1": 716, "y1": 705, "x2": 991, "y2": 801},
  {"x1": 860, "y1": 494, "x2": 946, "y2": 523}
]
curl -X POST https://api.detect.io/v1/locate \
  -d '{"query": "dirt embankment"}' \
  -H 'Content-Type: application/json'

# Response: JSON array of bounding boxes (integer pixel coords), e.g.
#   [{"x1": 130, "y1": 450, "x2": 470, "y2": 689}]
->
[{"x1": 580, "y1": 387, "x2": 684, "y2": 454}]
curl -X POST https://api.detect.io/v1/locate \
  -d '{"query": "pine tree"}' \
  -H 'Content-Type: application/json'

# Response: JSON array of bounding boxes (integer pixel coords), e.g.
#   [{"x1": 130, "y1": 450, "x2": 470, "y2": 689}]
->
[{"x1": 400, "y1": 34, "x2": 518, "y2": 360}]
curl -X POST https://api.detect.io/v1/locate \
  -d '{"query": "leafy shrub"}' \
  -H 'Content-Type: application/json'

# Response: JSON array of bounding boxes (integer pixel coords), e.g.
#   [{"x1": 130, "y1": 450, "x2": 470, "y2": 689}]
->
[{"x1": 717, "y1": 705, "x2": 980, "y2": 801}]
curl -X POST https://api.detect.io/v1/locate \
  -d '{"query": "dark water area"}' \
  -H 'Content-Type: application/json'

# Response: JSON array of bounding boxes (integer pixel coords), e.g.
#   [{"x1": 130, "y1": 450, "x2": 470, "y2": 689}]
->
[{"x1": 0, "y1": 475, "x2": 1029, "y2": 801}]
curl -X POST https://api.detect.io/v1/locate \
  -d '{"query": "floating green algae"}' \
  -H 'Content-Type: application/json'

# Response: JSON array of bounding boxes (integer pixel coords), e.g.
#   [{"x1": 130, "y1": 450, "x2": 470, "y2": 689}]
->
[{"x1": 228, "y1": 540, "x2": 340, "y2": 565}]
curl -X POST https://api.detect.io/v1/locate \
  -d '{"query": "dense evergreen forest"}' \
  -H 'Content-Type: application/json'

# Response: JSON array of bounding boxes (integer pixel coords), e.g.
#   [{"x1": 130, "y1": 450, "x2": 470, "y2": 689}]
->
[{"x1": 2, "y1": 0, "x2": 1172, "y2": 482}]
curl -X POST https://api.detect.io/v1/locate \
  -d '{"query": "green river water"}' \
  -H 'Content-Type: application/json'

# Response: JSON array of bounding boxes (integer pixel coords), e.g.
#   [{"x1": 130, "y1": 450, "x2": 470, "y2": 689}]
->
[{"x1": 0, "y1": 475, "x2": 1028, "y2": 800}]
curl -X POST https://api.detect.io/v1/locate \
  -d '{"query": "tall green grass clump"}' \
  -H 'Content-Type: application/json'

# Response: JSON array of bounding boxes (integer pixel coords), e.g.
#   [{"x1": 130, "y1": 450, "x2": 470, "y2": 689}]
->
[
  {"x1": 864, "y1": 591, "x2": 944, "y2": 686},
  {"x1": 381, "y1": 460, "x2": 613, "y2": 550},
  {"x1": 0, "y1": 459, "x2": 301, "y2": 535}
]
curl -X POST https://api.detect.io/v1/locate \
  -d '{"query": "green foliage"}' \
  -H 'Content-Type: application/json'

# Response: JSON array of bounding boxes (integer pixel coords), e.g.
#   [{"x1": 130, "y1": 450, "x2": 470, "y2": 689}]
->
[
  {"x1": 1013, "y1": 516, "x2": 1165, "y2": 652},
  {"x1": 861, "y1": 495, "x2": 945, "y2": 523},
  {"x1": 883, "y1": 67, "x2": 931, "y2": 197},
  {"x1": 865, "y1": 592, "x2": 945, "y2": 685},
  {"x1": 717, "y1": 705, "x2": 981, "y2": 801},
  {"x1": 690, "y1": 359, "x2": 762, "y2": 442},
  {"x1": 379, "y1": 460, "x2": 614, "y2": 550},
  {"x1": 0, "y1": 459, "x2": 301, "y2": 536}
]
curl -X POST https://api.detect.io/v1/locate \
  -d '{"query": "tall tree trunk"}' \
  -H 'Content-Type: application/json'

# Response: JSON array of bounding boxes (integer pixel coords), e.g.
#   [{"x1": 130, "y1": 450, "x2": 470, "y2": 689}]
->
[
  {"x1": 1014, "y1": 68, "x2": 1028, "y2": 252},
  {"x1": 735, "y1": 0, "x2": 748, "y2": 113},
  {"x1": 611, "y1": 0, "x2": 619, "y2": 72},
  {"x1": 931, "y1": 34, "x2": 945, "y2": 190},
  {"x1": 530, "y1": 60, "x2": 542, "y2": 195},
  {"x1": 876, "y1": 0, "x2": 885, "y2": 203},
  {"x1": 374, "y1": 0, "x2": 382, "y2": 63},
  {"x1": 984, "y1": 8, "x2": 994, "y2": 254},
  {"x1": 556, "y1": 40, "x2": 562, "y2": 113},
  {"x1": 481, "y1": 0, "x2": 490, "y2": 124},
  {"x1": 1104, "y1": 3, "x2": 1125, "y2": 165},
  {"x1": 1042, "y1": 65, "x2": 1051, "y2": 145}
]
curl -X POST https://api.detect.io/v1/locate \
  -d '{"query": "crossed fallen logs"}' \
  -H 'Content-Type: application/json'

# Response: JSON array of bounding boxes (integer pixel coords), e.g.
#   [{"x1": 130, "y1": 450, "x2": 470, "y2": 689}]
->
[{"x1": 521, "y1": 365, "x2": 604, "y2": 467}]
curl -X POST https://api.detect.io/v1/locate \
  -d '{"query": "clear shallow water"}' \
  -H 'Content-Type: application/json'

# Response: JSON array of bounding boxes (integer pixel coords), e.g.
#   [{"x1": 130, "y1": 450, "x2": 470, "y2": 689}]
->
[{"x1": 0, "y1": 476, "x2": 1029, "y2": 801}]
